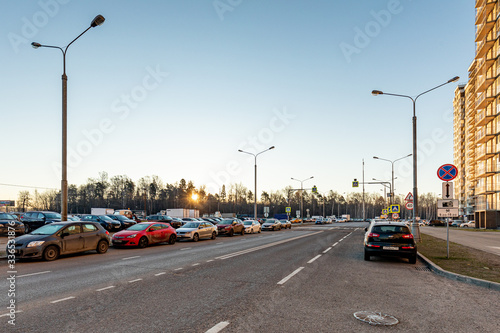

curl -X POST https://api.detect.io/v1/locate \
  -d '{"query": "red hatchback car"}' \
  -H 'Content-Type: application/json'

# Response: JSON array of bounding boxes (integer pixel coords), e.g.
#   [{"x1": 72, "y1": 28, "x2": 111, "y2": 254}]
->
[{"x1": 112, "y1": 222, "x2": 176, "y2": 248}]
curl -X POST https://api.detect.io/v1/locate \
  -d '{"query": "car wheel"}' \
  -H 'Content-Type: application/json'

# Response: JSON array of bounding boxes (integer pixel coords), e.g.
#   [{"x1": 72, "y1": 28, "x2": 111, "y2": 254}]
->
[
  {"x1": 364, "y1": 250, "x2": 370, "y2": 261},
  {"x1": 168, "y1": 234, "x2": 176, "y2": 245},
  {"x1": 193, "y1": 233, "x2": 199, "y2": 242},
  {"x1": 43, "y1": 245, "x2": 59, "y2": 261},
  {"x1": 138, "y1": 236, "x2": 148, "y2": 248},
  {"x1": 409, "y1": 255, "x2": 417, "y2": 264},
  {"x1": 96, "y1": 240, "x2": 109, "y2": 254},
  {"x1": 211, "y1": 232, "x2": 217, "y2": 240},
  {"x1": 258, "y1": 227, "x2": 261, "y2": 233},
  {"x1": 240, "y1": 228, "x2": 245, "y2": 236},
  {"x1": 24, "y1": 224, "x2": 30, "y2": 234},
  {"x1": 228, "y1": 229, "x2": 234, "y2": 237}
]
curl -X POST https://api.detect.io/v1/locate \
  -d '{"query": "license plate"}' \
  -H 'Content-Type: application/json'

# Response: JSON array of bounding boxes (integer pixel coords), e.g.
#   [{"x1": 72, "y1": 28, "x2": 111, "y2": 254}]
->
[{"x1": 383, "y1": 246, "x2": 399, "y2": 250}]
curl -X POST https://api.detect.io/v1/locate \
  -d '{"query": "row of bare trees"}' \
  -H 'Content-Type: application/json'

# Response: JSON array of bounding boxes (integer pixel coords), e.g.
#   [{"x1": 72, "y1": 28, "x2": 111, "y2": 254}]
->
[{"x1": 13, "y1": 172, "x2": 440, "y2": 219}]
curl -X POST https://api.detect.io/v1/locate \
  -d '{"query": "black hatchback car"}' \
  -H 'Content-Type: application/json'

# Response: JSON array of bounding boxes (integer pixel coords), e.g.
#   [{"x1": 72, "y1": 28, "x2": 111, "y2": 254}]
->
[
  {"x1": 80, "y1": 215, "x2": 121, "y2": 232},
  {"x1": 8, "y1": 221, "x2": 110, "y2": 261},
  {"x1": 21, "y1": 211, "x2": 62, "y2": 233},
  {"x1": 106, "y1": 214, "x2": 137, "y2": 230},
  {"x1": 364, "y1": 222, "x2": 417, "y2": 264}
]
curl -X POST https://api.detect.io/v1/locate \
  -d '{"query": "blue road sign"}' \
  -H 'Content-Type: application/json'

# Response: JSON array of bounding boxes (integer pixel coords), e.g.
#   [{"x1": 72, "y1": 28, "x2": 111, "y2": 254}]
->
[{"x1": 437, "y1": 164, "x2": 458, "y2": 181}]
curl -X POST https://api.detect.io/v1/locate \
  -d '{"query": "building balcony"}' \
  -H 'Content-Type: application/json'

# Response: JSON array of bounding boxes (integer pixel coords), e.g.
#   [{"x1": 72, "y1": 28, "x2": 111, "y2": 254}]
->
[
  {"x1": 475, "y1": 108, "x2": 495, "y2": 125},
  {"x1": 475, "y1": 18, "x2": 495, "y2": 42}
]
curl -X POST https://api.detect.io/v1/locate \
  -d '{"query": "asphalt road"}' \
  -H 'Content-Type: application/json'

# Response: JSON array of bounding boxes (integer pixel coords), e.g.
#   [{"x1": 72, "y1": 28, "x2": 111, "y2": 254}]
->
[
  {"x1": 1, "y1": 223, "x2": 499, "y2": 332},
  {"x1": 420, "y1": 226, "x2": 500, "y2": 256}
]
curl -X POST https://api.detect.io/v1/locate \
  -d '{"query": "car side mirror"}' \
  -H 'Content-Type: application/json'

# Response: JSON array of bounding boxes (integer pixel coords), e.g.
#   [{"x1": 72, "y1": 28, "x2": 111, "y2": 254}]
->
[{"x1": 364, "y1": 227, "x2": 368, "y2": 232}]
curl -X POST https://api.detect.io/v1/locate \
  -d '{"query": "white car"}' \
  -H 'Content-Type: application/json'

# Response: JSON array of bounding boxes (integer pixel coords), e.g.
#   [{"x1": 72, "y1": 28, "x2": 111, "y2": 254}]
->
[
  {"x1": 176, "y1": 221, "x2": 217, "y2": 241},
  {"x1": 243, "y1": 220, "x2": 261, "y2": 234},
  {"x1": 460, "y1": 221, "x2": 475, "y2": 228}
]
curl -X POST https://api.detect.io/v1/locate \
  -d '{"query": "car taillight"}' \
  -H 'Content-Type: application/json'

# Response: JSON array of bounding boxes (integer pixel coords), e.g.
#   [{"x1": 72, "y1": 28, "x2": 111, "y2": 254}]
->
[
  {"x1": 368, "y1": 233, "x2": 379, "y2": 238},
  {"x1": 402, "y1": 234, "x2": 414, "y2": 239},
  {"x1": 401, "y1": 246, "x2": 415, "y2": 249},
  {"x1": 105, "y1": 231, "x2": 109, "y2": 235}
]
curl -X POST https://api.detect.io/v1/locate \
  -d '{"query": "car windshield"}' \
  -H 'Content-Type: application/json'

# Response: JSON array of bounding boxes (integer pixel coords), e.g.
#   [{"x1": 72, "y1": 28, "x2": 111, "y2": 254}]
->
[
  {"x1": 99, "y1": 215, "x2": 114, "y2": 221},
  {"x1": 220, "y1": 219, "x2": 234, "y2": 224},
  {"x1": 30, "y1": 224, "x2": 65, "y2": 235},
  {"x1": 243, "y1": 221, "x2": 253, "y2": 225},
  {"x1": 182, "y1": 222, "x2": 201, "y2": 228},
  {"x1": 0, "y1": 213, "x2": 15, "y2": 220},
  {"x1": 126, "y1": 223, "x2": 150, "y2": 231},
  {"x1": 45, "y1": 213, "x2": 61, "y2": 219},
  {"x1": 372, "y1": 225, "x2": 410, "y2": 234}
]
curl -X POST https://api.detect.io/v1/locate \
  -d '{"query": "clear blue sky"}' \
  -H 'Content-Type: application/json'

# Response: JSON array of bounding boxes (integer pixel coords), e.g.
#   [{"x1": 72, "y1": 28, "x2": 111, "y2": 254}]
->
[{"x1": 1, "y1": 0, "x2": 474, "y2": 201}]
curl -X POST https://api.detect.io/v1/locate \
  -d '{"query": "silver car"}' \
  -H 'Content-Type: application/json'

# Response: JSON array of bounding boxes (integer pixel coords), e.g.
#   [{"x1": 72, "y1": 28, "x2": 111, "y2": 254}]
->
[{"x1": 176, "y1": 221, "x2": 217, "y2": 242}]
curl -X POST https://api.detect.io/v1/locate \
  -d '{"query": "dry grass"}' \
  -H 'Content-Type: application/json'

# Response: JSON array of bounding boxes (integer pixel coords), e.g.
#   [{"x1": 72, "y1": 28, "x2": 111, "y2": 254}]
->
[{"x1": 418, "y1": 233, "x2": 500, "y2": 283}]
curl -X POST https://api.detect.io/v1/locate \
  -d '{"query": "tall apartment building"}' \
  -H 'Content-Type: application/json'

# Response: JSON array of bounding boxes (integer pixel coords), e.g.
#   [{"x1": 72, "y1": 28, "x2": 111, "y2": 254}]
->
[{"x1": 453, "y1": 0, "x2": 500, "y2": 228}]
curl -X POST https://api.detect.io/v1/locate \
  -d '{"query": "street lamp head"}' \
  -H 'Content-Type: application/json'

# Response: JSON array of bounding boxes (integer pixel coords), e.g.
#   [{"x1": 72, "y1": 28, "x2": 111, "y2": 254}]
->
[
  {"x1": 90, "y1": 15, "x2": 105, "y2": 28},
  {"x1": 31, "y1": 42, "x2": 41, "y2": 49},
  {"x1": 238, "y1": 149, "x2": 243, "y2": 152},
  {"x1": 373, "y1": 156, "x2": 379, "y2": 159},
  {"x1": 448, "y1": 76, "x2": 460, "y2": 83},
  {"x1": 269, "y1": 146, "x2": 275, "y2": 150},
  {"x1": 372, "y1": 90, "x2": 383, "y2": 96}
]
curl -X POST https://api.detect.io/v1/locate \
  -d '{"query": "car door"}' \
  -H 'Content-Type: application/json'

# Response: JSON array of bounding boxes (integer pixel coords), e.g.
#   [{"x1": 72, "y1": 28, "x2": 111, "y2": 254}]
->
[
  {"x1": 199, "y1": 223, "x2": 208, "y2": 238},
  {"x1": 156, "y1": 223, "x2": 169, "y2": 242},
  {"x1": 82, "y1": 223, "x2": 101, "y2": 250},
  {"x1": 59, "y1": 224, "x2": 85, "y2": 254}
]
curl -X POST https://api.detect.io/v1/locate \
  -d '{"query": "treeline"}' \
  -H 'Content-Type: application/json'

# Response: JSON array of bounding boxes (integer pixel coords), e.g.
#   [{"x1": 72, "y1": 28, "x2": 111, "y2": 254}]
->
[{"x1": 15, "y1": 172, "x2": 440, "y2": 219}]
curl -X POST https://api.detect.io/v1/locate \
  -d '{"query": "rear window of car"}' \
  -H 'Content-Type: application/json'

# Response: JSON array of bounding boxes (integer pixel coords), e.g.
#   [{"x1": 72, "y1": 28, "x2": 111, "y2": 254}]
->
[
  {"x1": 82, "y1": 224, "x2": 98, "y2": 232},
  {"x1": 372, "y1": 225, "x2": 410, "y2": 234}
]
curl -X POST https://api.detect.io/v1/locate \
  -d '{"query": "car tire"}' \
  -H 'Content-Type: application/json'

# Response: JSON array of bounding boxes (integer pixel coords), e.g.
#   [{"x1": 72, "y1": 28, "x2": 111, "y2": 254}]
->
[
  {"x1": 409, "y1": 255, "x2": 417, "y2": 264},
  {"x1": 43, "y1": 245, "x2": 59, "y2": 261},
  {"x1": 24, "y1": 224, "x2": 30, "y2": 234},
  {"x1": 258, "y1": 228, "x2": 261, "y2": 233},
  {"x1": 96, "y1": 240, "x2": 109, "y2": 254},
  {"x1": 138, "y1": 236, "x2": 148, "y2": 248},
  {"x1": 193, "y1": 233, "x2": 199, "y2": 242},
  {"x1": 168, "y1": 234, "x2": 176, "y2": 245},
  {"x1": 211, "y1": 232, "x2": 217, "y2": 240},
  {"x1": 364, "y1": 250, "x2": 370, "y2": 261},
  {"x1": 228, "y1": 229, "x2": 234, "y2": 237},
  {"x1": 240, "y1": 228, "x2": 245, "y2": 236}
]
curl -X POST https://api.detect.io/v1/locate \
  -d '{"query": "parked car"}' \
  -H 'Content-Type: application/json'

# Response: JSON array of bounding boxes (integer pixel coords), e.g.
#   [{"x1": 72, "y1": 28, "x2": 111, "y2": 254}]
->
[
  {"x1": 364, "y1": 221, "x2": 417, "y2": 264},
  {"x1": 429, "y1": 219, "x2": 446, "y2": 227},
  {"x1": 451, "y1": 220, "x2": 463, "y2": 227},
  {"x1": 106, "y1": 214, "x2": 137, "y2": 230},
  {"x1": 112, "y1": 222, "x2": 176, "y2": 248},
  {"x1": 20, "y1": 211, "x2": 62, "y2": 233},
  {"x1": 243, "y1": 220, "x2": 261, "y2": 234},
  {"x1": 0, "y1": 213, "x2": 25, "y2": 235},
  {"x1": 176, "y1": 221, "x2": 217, "y2": 242},
  {"x1": 460, "y1": 221, "x2": 475, "y2": 228},
  {"x1": 217, "y1": 219, "x2": 245, "y2": 236},
  {"x1": 279, "y1": 219, "x2": 292, "y2": 229},
  {"x1": 290, "y1": 218, "x2": 302, "y2": 223},
  {"x1": 80, "y1": 215, "x2": 121, "y2": 232},
  {"x1": 67, "y1": 215, "x2": 81, "y2": 221},
  {"x1": 170, "y1": 217, "x2": 185, "y2": 228},
  {"x1": 9, "y1": 221, "x2": 110, "y2": 261},
  {"x1": 262, "y1": 219, "x2": 282, "y2": 231}
]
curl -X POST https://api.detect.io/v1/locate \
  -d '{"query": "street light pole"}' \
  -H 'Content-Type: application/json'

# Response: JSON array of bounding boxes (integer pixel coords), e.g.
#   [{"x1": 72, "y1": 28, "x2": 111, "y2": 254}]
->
[
  {"x1": 238, "y1": 146, "x2": 275, "y2": 220},
  {"x1": 32, "y1": 15, "x2": 105, "y2": 221},
  {"x1": 291, "y1": 176, "x2": 314, "y2": 223},
  {"x1": 373, "y1": 154, "x2": 411, "y2": 204},
  {"x1": 372, "y1": 76, "x2": 459, "y2": 241}
]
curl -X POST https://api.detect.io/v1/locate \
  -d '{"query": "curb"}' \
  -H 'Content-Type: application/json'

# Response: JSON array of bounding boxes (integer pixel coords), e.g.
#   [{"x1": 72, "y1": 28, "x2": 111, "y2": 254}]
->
[{"x1": 418, "y1": 252, "x2": 500, "y2": 292}]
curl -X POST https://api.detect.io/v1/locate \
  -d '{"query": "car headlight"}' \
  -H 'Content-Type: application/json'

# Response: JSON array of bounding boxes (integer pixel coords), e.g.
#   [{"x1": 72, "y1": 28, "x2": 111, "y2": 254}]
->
[
  {"x1": 27, "y1": 241, "x2": 45, "y2": 247},
  {"x1": 126, "y1": 234, "x2": 137, "y2": 239}
]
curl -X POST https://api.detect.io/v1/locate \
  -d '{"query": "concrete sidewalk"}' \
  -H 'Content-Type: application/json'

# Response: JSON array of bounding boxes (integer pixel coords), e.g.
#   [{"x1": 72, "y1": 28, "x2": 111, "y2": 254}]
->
[{"x1": 419, "y1": 226, "x2": 500, "y2": 256}]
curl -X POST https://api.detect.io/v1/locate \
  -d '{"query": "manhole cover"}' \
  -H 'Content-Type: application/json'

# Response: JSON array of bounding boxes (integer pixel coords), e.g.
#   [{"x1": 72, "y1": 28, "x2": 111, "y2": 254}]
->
[{"x1": 353, "y1": 311, "x2": 399, "y2": 326}]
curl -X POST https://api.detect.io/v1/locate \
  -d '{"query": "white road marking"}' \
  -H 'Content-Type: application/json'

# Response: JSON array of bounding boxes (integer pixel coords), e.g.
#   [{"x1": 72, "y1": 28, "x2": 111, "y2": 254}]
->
[
  {"x1": 192, "y1": 263, "x2": 200, "y2": 266},
  {"x1": 307, "y1": 255, "x2": 322, "y2": 264},
  {"x1": 323, "y1": 247, "x2": 332, "y2": 253},
  {"x1": 206, "y1": 321, "x2": 230, "y2": 333},
  {"x1": 277, "y1": 267, "x2": 305, "y2": 285},
  {"x1": 174, "y1": 268, "x2": 183, "y2": 271},
  {"x1": 206, "y1": 259, "x2": 214, "y2": 262},
  {"x1": 155, "y1": 272, "x2": 167, "y2": 276},
  {"x1": 332, "y1": 242, "x2": 339, "y2": 247},
  {"x1": 96, "y1": 286, "x2": 115, "y2": 292},
  {"x1": 50, "y1": 296, "x2": 75, "y2": 304},
  {"x1": 122, "y1": 256, "x2": 140, "y2": 260},
  {"x1": 128, "y1": 279, "x2": 142, "y2": 283},
  {"x1": 216, "y1": 231, "x2": 323, "y2": 260},
  {"x1": 180, "y1": 248, "x2": 192, "y2": 251},
  {"x1": 0, "y1": 310, "x2": 22, "y2": 317},
  {"x1": 17, "y1": 271, "x2": 51, "y2": 278}
]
